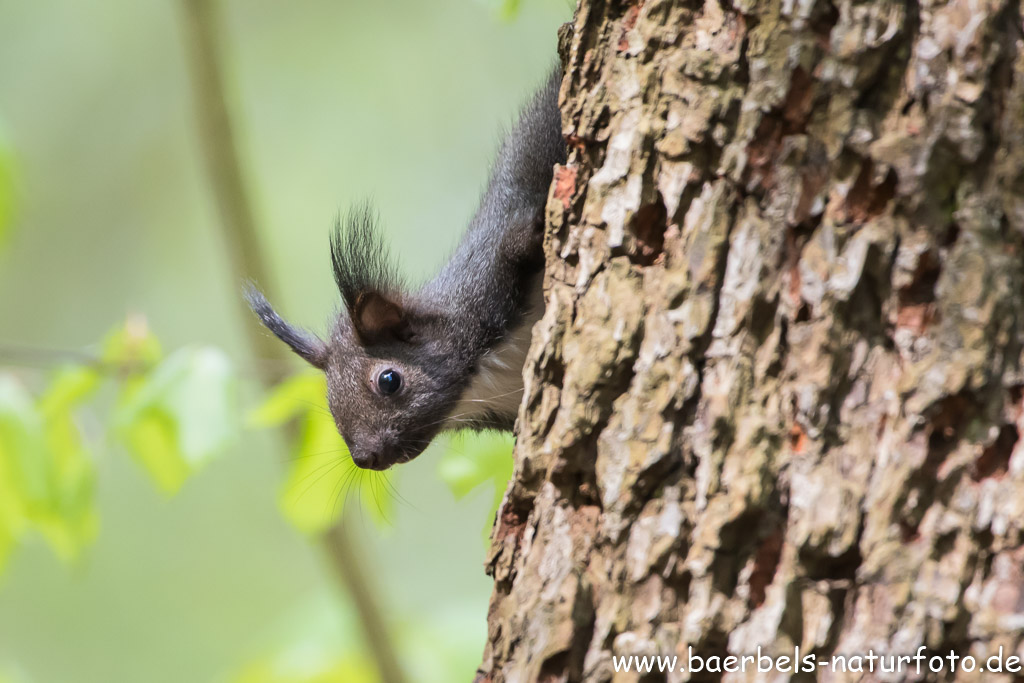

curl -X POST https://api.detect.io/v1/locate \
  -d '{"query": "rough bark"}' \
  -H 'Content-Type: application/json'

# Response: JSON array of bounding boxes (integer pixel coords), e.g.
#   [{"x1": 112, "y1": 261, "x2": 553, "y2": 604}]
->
[{"x1": 480, "y1": 0, "x2": 1024, "y2": 681}]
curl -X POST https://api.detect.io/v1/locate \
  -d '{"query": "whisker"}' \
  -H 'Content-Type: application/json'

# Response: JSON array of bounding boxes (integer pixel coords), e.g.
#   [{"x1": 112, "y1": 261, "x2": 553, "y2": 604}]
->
[
  {"x1": 380, "y1": 472, "x2": 416, "y2": 511},
  {"x1": 457, "y1": 387, "x2": 525, "y2": 403},
  {"x1": 292, "y1": 452, "x2": 349, "y2": 490},
  {"x1": 330, "y1": 462, "x2": 362, "y2": 521},
  {"x1": 405, "y1": 387, "x2": 527, "y2": 433},
  {"x1": 293, "y1": 398, "x2": 334, "y2": 417},
  {"x1": 356, "y1": 473, "x2": 366, "y2": 527},
  {"x1": 370, "y1": 473, "x2": 391, "y2": 524},
  {"x1": 286, "y1": 446, "x2": 349, "y2": 463},
  {"x1": 296, "y1": 457, "x2": 347, "y2": 504}
]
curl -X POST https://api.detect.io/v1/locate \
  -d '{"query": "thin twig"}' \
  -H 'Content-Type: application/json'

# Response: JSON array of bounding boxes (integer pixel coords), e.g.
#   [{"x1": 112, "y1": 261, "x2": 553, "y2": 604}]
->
[
  {"x1": 177, "y1": 0, "x2": 284, "y2": 379},
  {"x1": 176, "y1": 3, "x2": 408, "y2": 682},
  {"x1": 0, "y1": 342, "x2": 294, "y2": 379},
  {"x1": 0, "y1": 343, "x2": 100, "y2": 368},
  {"x1": 323, "y1": 523, "x2": 409, "y2": 683}
]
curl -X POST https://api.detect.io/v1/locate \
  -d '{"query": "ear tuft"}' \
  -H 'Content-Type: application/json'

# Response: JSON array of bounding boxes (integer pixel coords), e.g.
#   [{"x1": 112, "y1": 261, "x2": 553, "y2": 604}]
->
[
  {"x1": 331, "y1": 204, "x2": 415, "y2": 345},
  {"x1": 245, "y1": 286, "x2": 329, "y2": 369},
  {"x1": 331, "y1": 204, "x2": 404, "y2": 312}
]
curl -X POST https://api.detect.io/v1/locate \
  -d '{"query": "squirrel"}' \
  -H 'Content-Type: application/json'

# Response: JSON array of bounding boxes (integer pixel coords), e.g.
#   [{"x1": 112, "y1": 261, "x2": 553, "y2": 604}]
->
[{"x1": 247, "y1": 68, "x2": 565, "y2": 470}]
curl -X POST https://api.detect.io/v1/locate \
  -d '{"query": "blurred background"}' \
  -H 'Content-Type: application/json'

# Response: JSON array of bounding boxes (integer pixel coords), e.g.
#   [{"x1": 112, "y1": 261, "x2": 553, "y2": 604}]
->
[{"x1": 0, "y1": 0, "x2": 569, "y2": 681}]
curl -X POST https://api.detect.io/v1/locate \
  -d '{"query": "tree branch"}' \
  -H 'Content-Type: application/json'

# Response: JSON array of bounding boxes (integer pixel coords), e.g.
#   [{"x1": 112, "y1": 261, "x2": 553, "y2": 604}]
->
[
  {"x1": 176, "y1": 2, "x2": 407, "y2": 681},
  {"x1": 0, "y1": 342, "x2": 293, "y2": 379}
]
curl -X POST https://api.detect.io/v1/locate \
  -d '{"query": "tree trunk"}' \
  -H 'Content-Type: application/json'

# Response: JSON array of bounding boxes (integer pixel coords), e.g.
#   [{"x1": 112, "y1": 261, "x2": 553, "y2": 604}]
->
[{"x1": 479, "y1": 0, "x2": 1024, "y2": 681}]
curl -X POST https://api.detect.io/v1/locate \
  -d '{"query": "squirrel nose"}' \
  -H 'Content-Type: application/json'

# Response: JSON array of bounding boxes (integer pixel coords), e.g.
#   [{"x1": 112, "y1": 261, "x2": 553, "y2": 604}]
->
[{"x1": 351, "y1": 443, "x2": 389, "y2": 470}]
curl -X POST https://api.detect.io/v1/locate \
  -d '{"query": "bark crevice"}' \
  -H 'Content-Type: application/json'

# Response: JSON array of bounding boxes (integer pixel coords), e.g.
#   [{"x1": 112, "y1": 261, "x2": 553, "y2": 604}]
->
[{"x1": 480, "y1": 1, "x2": 1024, "y2": 680}]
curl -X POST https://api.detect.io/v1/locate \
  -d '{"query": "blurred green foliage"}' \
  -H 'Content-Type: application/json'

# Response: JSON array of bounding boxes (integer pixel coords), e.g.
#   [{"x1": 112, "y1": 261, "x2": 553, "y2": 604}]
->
[
  {"x1": 0, "y1": 0, "x2": 569, "y2": 681},
  {"x1": 251, "y1": 373, "x2": 394, "y2": 533},
  {"x1": 115, "y1": 345, "x2": 237, "y2": 495},
  {"x1": 0, "y1": 320, "x2": 231, "y2": 572},
  {"x1": 0, "y1": 316, "x2": 518, "y2": 681},
  {"x1": 0, "y1": 358, "x2": 101, "y2": 572},
  {"x1": 500, "y1": 0, "x2": 524, "y2": 21},
  {"x1": 0, "y1": 320, "x2": 512, "y2": 572},
  {"x1": 234, "y1": 655, "x2": 378, "y2": 683},
  {"x1": 439, "y1": 432, "x2": 515, "y2": 537}
]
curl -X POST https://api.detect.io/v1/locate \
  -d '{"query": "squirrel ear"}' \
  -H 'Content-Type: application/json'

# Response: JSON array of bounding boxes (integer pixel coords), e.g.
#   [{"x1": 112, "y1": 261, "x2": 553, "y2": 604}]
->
[
  {"x1": 246, "y1": 287, "x2": 330, "y2": 370},
  {"x1": 351, "y1": 291, "x2": 412, "y2": 344}
]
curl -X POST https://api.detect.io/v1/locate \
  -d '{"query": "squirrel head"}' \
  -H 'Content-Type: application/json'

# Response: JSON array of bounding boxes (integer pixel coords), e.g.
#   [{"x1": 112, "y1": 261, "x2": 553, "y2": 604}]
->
[{"x1": 247, "y1": 207, "x2": 464, "y2": 470}]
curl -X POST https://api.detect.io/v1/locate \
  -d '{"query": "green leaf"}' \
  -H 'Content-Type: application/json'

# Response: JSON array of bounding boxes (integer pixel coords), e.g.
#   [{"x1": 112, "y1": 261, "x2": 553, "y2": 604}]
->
[
  {"x1": 35, "y1": 366, "x2": 101, "y2": 561},
  {"x1": 499, "y1": 0, "x2": 522, "y2": 20},
  {"x1": 150, "y1": 348, "x2": 236, "y2": 465},
  {"x1": 114, "y1": 346, "x2": 237, "y2": 494},
  {"x1": 39, "y1": 365, "x2": 102, "y2": 416},
  {"x1": 0, "y1": 375, "x2": 47, "y2": 503},
  {"x1": 232, "y1": 652, "x2": 378, "y2": 683},
  {"x1": 437, "y1": 432, "x2": 513, "y2": 533},
  {"x1": 0, "y1": 375, "x2": 35, "y2": 572},
  {"x1": 121, "y1": 412, "x2": 189, "y2": 494},
  {"x1": 0, "y1": 369, "x2": 100, "y2": 569},
  {"x1": 260, "y1": 374, "x2": 391, "y2": 533},
  {"x1": 36, "y1": 412, "x2": 99, "y2": 561},
  {"x1": 278, "y1": 407, "x2": 352, "y2": 533},
  {"x1": 249, "y1": 373, "x2": 325, "y2": 428},
  {"x1": 101, "y1": 316, "x2": 162, "y2": 370}
]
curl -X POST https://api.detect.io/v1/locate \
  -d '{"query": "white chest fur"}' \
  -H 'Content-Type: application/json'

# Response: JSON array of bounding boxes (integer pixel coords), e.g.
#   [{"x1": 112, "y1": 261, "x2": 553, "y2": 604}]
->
[{"x1": 444, "y1": 286, "x2": 544, "y2": 429}]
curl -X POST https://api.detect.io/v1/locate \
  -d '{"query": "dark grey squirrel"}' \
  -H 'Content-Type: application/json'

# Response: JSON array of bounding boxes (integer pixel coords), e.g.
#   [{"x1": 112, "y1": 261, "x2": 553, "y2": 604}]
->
[{"x1": 247, "y1": 68, "x2": 566, "y2": 470}]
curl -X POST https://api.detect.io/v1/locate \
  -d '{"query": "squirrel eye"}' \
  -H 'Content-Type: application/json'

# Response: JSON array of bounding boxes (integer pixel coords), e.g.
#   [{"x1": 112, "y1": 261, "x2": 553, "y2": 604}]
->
[{"x1": 376, "y1": 368, "x2": 402, "y2": 396}]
